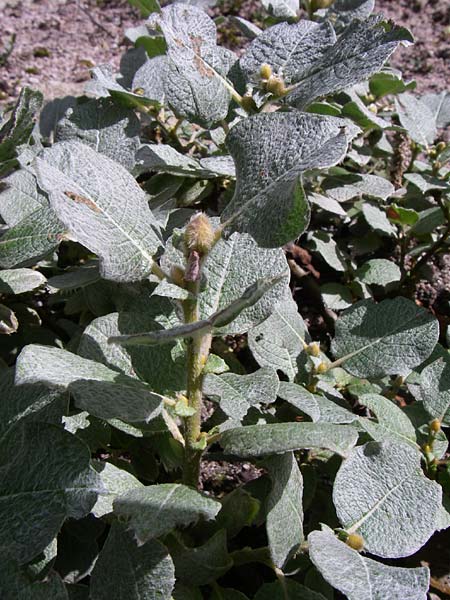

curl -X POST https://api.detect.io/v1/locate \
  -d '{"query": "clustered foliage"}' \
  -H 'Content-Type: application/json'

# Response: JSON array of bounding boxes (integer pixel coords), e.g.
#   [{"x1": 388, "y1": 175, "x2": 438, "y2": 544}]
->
[{"x1": 0, "y1": 0, "x2": 449, "y2": 598}]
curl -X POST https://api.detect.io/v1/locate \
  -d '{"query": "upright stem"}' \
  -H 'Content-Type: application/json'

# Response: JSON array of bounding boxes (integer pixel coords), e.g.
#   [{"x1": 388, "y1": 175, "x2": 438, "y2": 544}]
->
[{"x1": 182, "y1": 276, "x2": 212, "y2": 487}]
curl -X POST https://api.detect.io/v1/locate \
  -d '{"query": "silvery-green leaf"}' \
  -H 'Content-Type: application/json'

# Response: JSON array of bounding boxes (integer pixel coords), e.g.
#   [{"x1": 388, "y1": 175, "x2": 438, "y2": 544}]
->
[
  {"x1": 404, "y1": 173, "x2": 449, "y2": 193},
  {"x1": 150, "y1": 5, "x2": 236, "y2": 127},
  {"x1": 0, "y1": 561, "x2": 68, "y2": 600},
  {"x1": 86, "y1": 64, "x2": 161, "y2": 109},
  {"x1": 422, "y1": 91, "x2": 450, "y2": 129},
  {"x1": 0, "y1": 168, "x2": 47, "y2": 226},
  {"x1": 331, "y1": 297, "x2": 439, "y2": 378},
  {"x1": 36, "y1": 141, "x2": 162, "y2": 282},
  {"x1": 199, "y1": 231, "x2": 290, "y2": 334},
  {"x1": 402, "y1": 401, "x2": 448, "y2": 459},
  {"x1": 0, "y1": 368, "x2": 65, "y2": 443},
  {"x1": 220, "y1": 422, "x2": 358, "y2": 457},
  {"x1": 229, "y1": 16, "x2": 262, "y2": 39},
  {"x1": 321, "y1": 283, "x2": 353, "y2": 310},
  {"x1": 341, "y1": 90, "x2": 390, "y2": 129},
  {"x1": 362, "y1": 203, "x2": 397, "y2": 236},
  {"x1": 168, "y1": 530, "x2": 232, "y2": 586},
  {"x1": 395, "y1": 93, "x2": 437, "y2": 147},
  {"x1": 199, "y1": 156, "x2": 235, "y2": 178},
  {"x1": 131, "y1": 56, "x2": 168, "y2": 105},
  {"x1": 90, "y1": 522, "x2": 175, "y2": 600},
  {"x1": 265, "y1": 452, "x2": 303, "y2": 568},
  {"x1": 0, "y1": 303, "x2": 18, "y2": 335},
  {"x1": 78, "y1": 306, "x2": 186, "y2": 394},
  {"x1": 323, "y1": 173, "x2": 394, "y2": 202},
  {"x1": 420, "y1": 357, "x2": 450, "y2": 426},
  {"x1": 333, "y1": 440, "x2": 442, "y2": 557},
  {"x1": 355, "y1": 259, "x2": 401, "y2": 287},
  {"x1": 248, "y1": 299, "x2": 309, "y2": 381},
  {"x1": 239, "y1": 20, "x2": 335, "y2": 84},
  {"x1": 277, "y1": 381, "x2": 320, "y2": 422},
  {"x1": 0, "y1": 422, "x2": 101, "y2": 564},
  {"x1": 152, "y1": 278, "x2": 190, "y2": 300},
  {"x1": 0, "y1": 268, "x2": 46, "y2": 294},
  {"x1": 48, "y1": 263, "x2": 100, "y2": 292},
  {"x1": 222, "y1": 112, "x2": 357, "y2": 247},
  {"x1": 55, "y1": 99, "x2": 140, "y2": 172},
  {"x1": 256, "y1": 581, "x2": 327, "y2": 600},
  {"x1": 326, "y1": 0, "x2": 375, "y2": 30},
  {"x1": 204, "y1": 367, "x2": 279, "y2": 421},
  {"x1": 358, "y1": 393, "x2": 417, "y2": 449},
  {"x1": 315, "y1": 394, "x2": 358, "y2": 424},
  {"x1": 114, "y1": 484, "x2": 220, "y2": 544},
  {"x1": 311, "y1": 231, "x2": 347, "y2": 272},
  {"x1": 0, "y1": 205, "x2": 63, "y2": 268},
  {"x1": 261, "y1": 0, "x2": 298, "y2": 18},
  {"x1": 15, "y1": 344, "x2": 164, "y2": 424},
  {"x1": 309, "y1": 192, "x2": 347, "y2": 216},
  {"x1": 92, "y1": 462, "x2": 143, "y2": 518},
  {"x1": 309, "y1": 528, "x2": 429, "y2": 600},
  {"x1": 287, "y1": 18, "x2": 412, "y2": 110}
]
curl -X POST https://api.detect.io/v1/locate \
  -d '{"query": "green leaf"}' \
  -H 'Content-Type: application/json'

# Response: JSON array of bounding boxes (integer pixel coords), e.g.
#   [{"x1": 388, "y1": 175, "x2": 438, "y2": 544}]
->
[
  {"x1": 150, "y1": 5, "x2": 236, "y2": 127},
  {"x1": 362, "y1": 203, "x2": 397, "y2": 236},
  {"x1": 395, "y1": 93, "x2": 438, "y2": 147},
  {"x1": 204, "y1": 367, "x2": 279, "y2": 421},
  {"x1": 248, "y1": 299, "x2": 309, "y2": 381},
  {"x1": 369, "y1": 69, "x2": 416, "y2": 99},
  {"x1": 287, "y1": 18, "x2": 412, "y2": 109},
  {"x1": 278, "y1": 381, "x2": 321, "y2": 422},
  {"x1": 220, "y1": 422, "x2": 358, "y2": 457},
  {"x1": 261, "y1": 0, "x2": 298, "y2": 18},
  {"x1": 355, "y1": 259, "x2": 401, "y2": 288},
  {"x1": 404, "y1": 173, "x2": 449, "y2": 193},
  {"x1": 311, "y1": 231, "x2": 347, "y2": 272},
  {"x1": 0, "y1": 560, "x2": 69, "y2": 600},
  {"x1": 309, "y1": 528, "x2": 430, "y2": 600},
  {"x1": 55, "y1": 98, "x2": 140, "y2": 172},
  {"x1": 0, "y1": 268, "x2": 46, "y2": 294},
  {"x1": 320, "y1": 283, "x2": 353, "y2": 310},
  {"x1": 239, "y1": 20, "x2": 335, "y2": 84},
  {"x1": 90, "y1": 522, "x2": 175, "y2": 600},
  {"x1": 331, "y1": 297, "x2": 439, "y2": 378},
  {"x1": 333, "y1": 440, "x2": 442, "y2": 557},
  {"x1": 0, "y1": 368, "x2": 65, "y2": 443},
  {"x1": 92, "y1": 462, "x2": 144, "y2": 518},
  {"x1": 358, "y1": 393, "x2": 418, "y2": 449},
  {"x1": 35, "y1": 141, "x2": 162, "y2": 282},
  {"x1": 212, "y1": 488, "x2": 260, "y2": 538},
  {"x1": 114, "y1": 484, "x2": 221, "y2": 544},
  {"x1": 0, "y1": 88, "x2": 43, "y2": 176},
  {"x1": 0, "y1": 168, "x2": 48, "y2": 226},
  {"x1": 0, "y1": 422, "x2": 101, "y2": 564},
  {"x1": 15, "y1": 344, "x2": 164, "y2": 424},
  {"x1": 265, "y1": 452, "x2": 304, "y2": 568},
  {"x1": 127, "y1": 0, "x2": 161, "y2": 17},
  {"x1": 168, "y1": 530, "x2": 232, "y2": 586},
  {"x1": 420, "y1": 357, "x2": 450, "y2": 426},
  {"x1": 323, "y1": 173, "x2": 394, "y2": 202},
  {"x1": 222, "y1": 113, "x2": 357, "y2": 247}
]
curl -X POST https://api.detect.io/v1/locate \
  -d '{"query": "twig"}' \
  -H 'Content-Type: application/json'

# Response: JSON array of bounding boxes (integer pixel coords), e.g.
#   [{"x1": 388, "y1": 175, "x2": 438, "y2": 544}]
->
[{"x1": 76, "y1": 0, "x2": 114, "y2": 38}]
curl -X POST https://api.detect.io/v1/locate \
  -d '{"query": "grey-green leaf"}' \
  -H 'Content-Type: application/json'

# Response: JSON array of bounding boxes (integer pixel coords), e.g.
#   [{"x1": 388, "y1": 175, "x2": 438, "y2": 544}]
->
[
  {"x1": 331, "y1": 297, "x2": 439, "y2": 378},
  {"x1": 150, "y1": 5, "x2": 235, "y2": 127},
  {"x1": 265, "y1": 453, "x2": 304, "y2": 568},
  {"x1": 1, "y1": 561, "x2": 69, "y2": 600},
  {"x1": 395, "y1": 93, "x2": 437, "y2": 147},
  {"x1": 0, "y1": 422, "x2": 101, "y2": 564},
  {"x1": 220, "y1": 422, "x2": 358, "y2": 457},
  {"x1": 333, "y1": 441, "x2": 442, "y2": 557},
  {"x1": 309, "y1": 528, "x2": 430, "y2": 600},
  {"x1": 204, "y1": 367, "x2": 279, "y2": 422},
  {"x1": 239, "y1": 20, "x2": 335, "y2": 84},
  {"x1": 355, "y1": 259, "x2": 401, "y2": 288},
  {"x1": 261, "y1": 0, "x2": 298, "y2": 18},
  {"x1": 55, "y1": 98, "x2": 140, "y2": 171},
  {"x1": 15, "y1": 344, "x2": 164, "y2": 424},
  {"x1": 0, "y1": 268, "x2": 46, "y2": 295},
  {"x1": 114, "y1": 484, "x2": 221, "y2": 544},
  {"x1": 358, "y1": 393, "x2": 417, "y2": 449},
  {"x1": 248, "y1": 299, "x2": 309, "y2": 381},
  {"x1": 35, "y1": 141, "x2": 162, "y2": 282},
  {"x1": 222, "y1": 113, "x2": 357, "y2": 247},
  {"x1": 420, "y1": 357, "x2": 450, "y2": 426},
  {"x1": 287, "y1": 18, "x2": 412, "y2": 109},
  {"x1": 92, "y1": 461, "x2": 144, "y2": 518}
]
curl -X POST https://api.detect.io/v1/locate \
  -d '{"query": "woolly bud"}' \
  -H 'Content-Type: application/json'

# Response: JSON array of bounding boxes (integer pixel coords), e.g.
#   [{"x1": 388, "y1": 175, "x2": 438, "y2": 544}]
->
[
  {"x1": 316, "y1": 362, "x2": 329, "y2": 374},
  {"x1": 259, "y1": 63, "x2": 272, "y2": 80},
  {"x1": 306, "y1": 342, "x2": 321, "y2": 357},
  {"x1": 346, "y1": 533, "x2": 364, "y2": 552},
  {"x1": 266, "y1": 75, "x2": 286, "y2": 97},
  {"x1": 241, "y1": 95, "x2": 257, "y2": 113},
  {"x1": 436, "y1": 141, "x2": 446, "y2": 153},
  {"x1": 184, "y1": 214, "x2": 215, "y2": 256},
  {"x1": 430, "y1": 418, "x2": 441, "y2": 433},
  {"x1": 170, "y1": 265, "x2": 186, "y2": 287}
]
